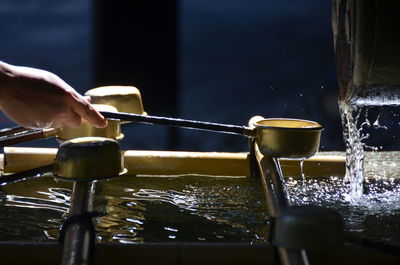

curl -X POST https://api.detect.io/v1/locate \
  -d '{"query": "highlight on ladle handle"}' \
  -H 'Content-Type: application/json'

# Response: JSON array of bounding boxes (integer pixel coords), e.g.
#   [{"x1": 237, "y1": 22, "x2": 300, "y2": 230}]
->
[
  {"x1": 0, "y1": 126, "x2": 28, "y2": 137},
  {"x1": 100, "y1": 111, "x2": 255, "y2": 137},
  {"x1": 0, "y1": 164, "x2": 54, "y2": 185},
  {"x1": 0, "y1": 128, "x2": 58, "y2": 147}
]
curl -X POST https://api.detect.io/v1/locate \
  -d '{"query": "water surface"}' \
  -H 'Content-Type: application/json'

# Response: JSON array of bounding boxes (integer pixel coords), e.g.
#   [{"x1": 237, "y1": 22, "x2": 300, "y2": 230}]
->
[
  {"x1": 287, "y1": 151, "x2": 400, "y2": 247},
  {"x1": 0, "y1": 174, "x2": 268, "y2": 243}
]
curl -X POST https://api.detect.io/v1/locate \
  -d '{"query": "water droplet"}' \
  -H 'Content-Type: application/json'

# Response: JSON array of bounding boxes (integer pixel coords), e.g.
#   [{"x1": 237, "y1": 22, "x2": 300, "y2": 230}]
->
[
  {"x1": 164, "y1": 226, "x2": 178, "y2": 232},
  {"x1": 300, "y1": 159, "x2": 305, "y2": 182},
  {"x1": 373, "y1": 115, "x2": 388, "y2": 129}
]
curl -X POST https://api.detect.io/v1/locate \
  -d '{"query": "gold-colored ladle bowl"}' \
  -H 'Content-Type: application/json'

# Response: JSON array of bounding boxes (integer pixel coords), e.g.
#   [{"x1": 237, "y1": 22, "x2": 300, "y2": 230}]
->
[
  {"x1": 85, "y1": 86, "x2": 146, "y2": 115},
  {"x1": 57, "y1": 104, "x2": 124, "y2": 141},
  {"x1": 54, "y1": 137, "x2": 126, "y2": 181},
  {"x1": 253, "y1": 118, "x2": 323, "y2": 159}
]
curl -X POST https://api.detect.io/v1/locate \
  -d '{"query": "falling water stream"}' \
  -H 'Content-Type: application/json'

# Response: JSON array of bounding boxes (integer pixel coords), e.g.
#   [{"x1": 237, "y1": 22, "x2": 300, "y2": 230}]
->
[
  {"x1": 339, "y1": 101, "x2": 400, "y2": 201},
  {"x1": 285, "y1": 99, "x2": 400, "y2": 247},
  {"x1": 339, "y1": 102, "x2": 366, "y2": 200}
]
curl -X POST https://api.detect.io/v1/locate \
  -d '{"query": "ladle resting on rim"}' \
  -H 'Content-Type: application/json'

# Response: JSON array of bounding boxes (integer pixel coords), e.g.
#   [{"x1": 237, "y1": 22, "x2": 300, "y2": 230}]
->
[{"x1": 100, "y1": 111, "x2": 323, "y2": 159}]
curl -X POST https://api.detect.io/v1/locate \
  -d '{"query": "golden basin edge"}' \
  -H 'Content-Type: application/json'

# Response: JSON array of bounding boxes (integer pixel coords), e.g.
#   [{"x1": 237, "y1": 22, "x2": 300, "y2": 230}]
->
[{"x1": 0, "y1": 147, "x2": 345, "y2": 178}]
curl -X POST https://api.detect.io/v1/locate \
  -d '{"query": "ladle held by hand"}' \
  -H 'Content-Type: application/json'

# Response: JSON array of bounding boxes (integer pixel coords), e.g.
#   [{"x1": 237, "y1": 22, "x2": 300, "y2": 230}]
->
[
  {"x1": 101, "y1": 111, "x2": 255, "y2": 137},
  {"x1": 101, "y1": 111, "x2": 323, "y2": 159}
]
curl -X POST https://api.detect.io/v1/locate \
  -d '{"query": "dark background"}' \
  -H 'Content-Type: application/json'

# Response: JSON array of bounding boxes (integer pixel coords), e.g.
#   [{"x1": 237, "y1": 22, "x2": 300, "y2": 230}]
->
[{"x1": 0, "y1": 1, "x2": 343, "y2": 151}]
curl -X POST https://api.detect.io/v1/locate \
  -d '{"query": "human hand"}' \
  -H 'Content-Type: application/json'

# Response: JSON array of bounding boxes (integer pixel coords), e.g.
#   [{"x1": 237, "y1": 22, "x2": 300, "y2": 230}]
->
[{"x1": 0, "y1": 61, "x2": 107, "y2": 129}]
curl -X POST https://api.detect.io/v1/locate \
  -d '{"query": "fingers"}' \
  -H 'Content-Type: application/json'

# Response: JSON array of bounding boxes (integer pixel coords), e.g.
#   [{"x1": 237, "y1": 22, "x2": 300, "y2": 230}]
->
[
  {"x1": 71, "y1": 96, "x2": 108, "y2": 128},
  {"x1": 64, "y1": 110, "x2": 82, "y2": 129},
  {"x1": 1, "y1": 63, "x2": 108, "y2": 130}
]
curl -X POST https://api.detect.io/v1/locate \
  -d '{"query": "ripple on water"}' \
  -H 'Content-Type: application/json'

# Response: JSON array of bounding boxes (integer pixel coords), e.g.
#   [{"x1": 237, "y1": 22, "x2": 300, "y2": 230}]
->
[
  {"x1": 0, "y1": 177, "x2": 70, "y2": 241},
  {"x1": 286, "y1": 168, "x2": 400, "y2": 246},
  {"x1": 0, "y1": 174, "x2": 268, "y2": 243},
  {"x1": 95, "y1": 175, "x2": 268, "y2": 243}
]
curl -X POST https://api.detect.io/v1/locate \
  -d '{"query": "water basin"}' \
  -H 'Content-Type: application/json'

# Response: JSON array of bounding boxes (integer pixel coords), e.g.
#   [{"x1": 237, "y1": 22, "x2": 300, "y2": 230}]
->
[{"x1": 0, "y1": 174, "x2": 268, "y2": 243}]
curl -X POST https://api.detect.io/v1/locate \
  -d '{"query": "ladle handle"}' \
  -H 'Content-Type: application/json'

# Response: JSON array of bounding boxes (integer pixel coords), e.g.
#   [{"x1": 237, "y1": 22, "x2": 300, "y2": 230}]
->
[
  {"x1": 100, "y1": 111, "x2": 255, "y2": 137},
  {"x1": 0, "y1": 128, "x2": 58, "y2": 147},
  {"x1": 0, "y1": 164, "x2": 54, "y2": 185},
  {"x1": 0, "y1": 126, "x2": 28, "y2": 137}
]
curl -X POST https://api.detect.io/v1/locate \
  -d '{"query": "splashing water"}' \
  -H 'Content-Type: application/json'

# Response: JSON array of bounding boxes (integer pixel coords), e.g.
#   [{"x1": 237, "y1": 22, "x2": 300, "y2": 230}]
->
[
  {"x1": 286, "y1": 167, "x2": 400, "y2": 245},
  {"x1": 339, "y1": 102, "x2": 365, "y2": 200},
  {"x1": 338, "y1": 102, "x2": 400, "y2": 201}
]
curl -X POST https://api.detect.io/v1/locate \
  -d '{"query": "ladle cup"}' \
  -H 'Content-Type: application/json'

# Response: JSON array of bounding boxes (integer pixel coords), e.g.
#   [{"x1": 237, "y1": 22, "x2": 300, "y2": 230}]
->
[
  {"x1": 58, "y1": 104, "x2": 124, "y2": 142},
  {"x1": 101, "y1": 111, "x2": 323, "y2": 158}
]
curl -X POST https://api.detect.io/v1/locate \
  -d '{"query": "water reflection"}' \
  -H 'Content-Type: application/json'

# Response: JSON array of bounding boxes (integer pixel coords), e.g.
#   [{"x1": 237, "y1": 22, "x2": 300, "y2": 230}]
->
[
  {"x1": 95, "y1": 175, "x2": 268, "y2": 243},
  {"x1": 0, "y1": 174, "x2": 268, "y2": 243},
  {"x1": 0, "y1": 177, "x2": 70, "y2": 241},
  {"x1": 2, "y1": 154, "x2": 400, "y2": 246}
]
